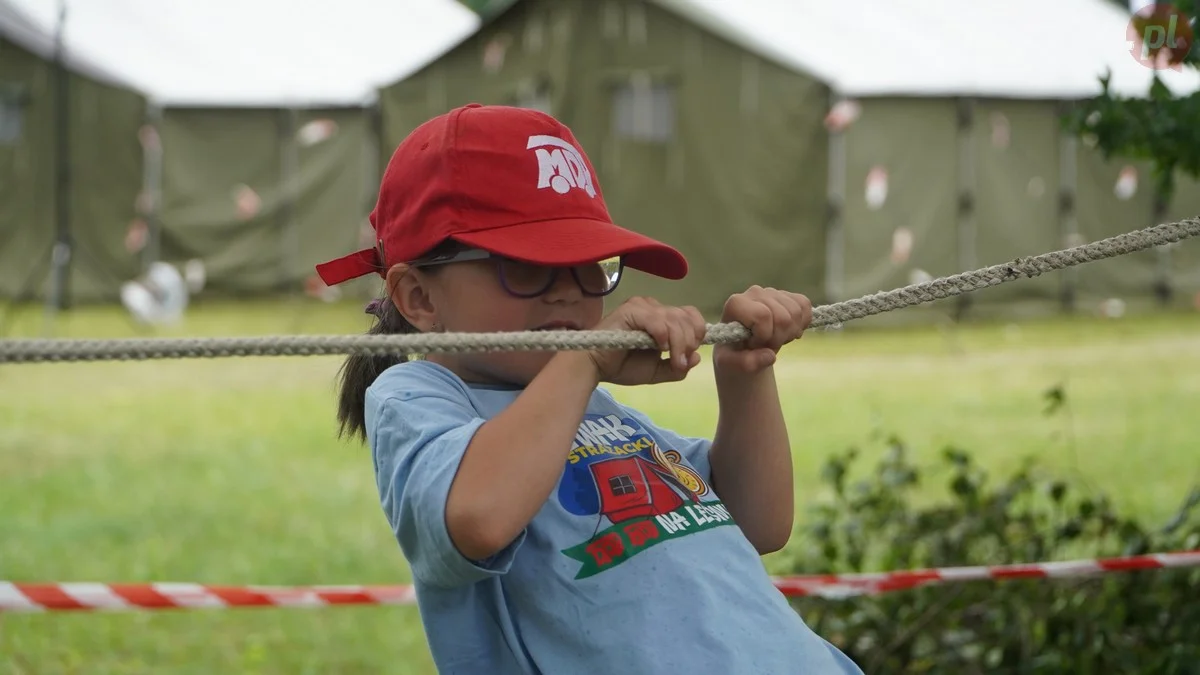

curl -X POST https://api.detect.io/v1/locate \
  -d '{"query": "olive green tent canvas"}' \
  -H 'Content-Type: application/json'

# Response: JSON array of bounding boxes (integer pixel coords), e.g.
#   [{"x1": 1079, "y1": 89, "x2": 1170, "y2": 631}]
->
[
  {"x1": 153, "y1": 107, "x2": 377, "y2": 296},
  {"x1": 0, "y1": 33, "x2": 146, "y2": 305},
  {"x1": 2, "y1": 0, "x2": 477, "y2": 307},
  {"x1": 381, "y1": 0, "x2": 830, "y2": 315},
  {"x1": 377, "y1": 0, "x2": 1200, "y2": 322},
  {"x1": 0, "y1": 36, "x2": 378, "y2": 305}
]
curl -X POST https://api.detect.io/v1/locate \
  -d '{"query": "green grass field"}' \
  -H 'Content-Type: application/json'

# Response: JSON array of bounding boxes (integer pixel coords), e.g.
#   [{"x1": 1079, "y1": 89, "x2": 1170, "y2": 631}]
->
[{"x1": 1, "y1": 299, "x2": 1198, "y2": 674}]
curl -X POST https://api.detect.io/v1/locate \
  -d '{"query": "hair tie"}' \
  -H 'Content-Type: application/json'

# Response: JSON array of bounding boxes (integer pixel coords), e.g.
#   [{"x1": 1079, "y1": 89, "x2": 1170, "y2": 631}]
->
[{"x1": 364, "y1": 298, "x2": 383, "y2": 316}]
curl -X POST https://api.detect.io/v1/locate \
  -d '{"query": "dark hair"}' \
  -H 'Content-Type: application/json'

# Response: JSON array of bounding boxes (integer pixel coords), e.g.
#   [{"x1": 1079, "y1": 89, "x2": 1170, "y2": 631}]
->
[
  {"x1": 335, "y1": 295, "x2": 417, "y2": 443},
  {"x1": 335, "y1": 239, "x2": 466, "y2": 443}
]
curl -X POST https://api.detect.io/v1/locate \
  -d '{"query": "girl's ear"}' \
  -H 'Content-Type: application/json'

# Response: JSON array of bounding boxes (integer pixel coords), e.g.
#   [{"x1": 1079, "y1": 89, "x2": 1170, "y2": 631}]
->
[{"x1": 386, "y1": 264, "x2": 438, "y2": 332}]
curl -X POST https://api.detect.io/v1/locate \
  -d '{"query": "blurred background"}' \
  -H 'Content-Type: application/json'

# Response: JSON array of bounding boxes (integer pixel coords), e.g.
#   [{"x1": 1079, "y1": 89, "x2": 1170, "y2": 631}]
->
[
  {"x1": 1, "y1": 1, "x2": 1198, "y2": 673},
  {"x1": 2, "y1": 0, "x2": 1199, "y2": 327}
]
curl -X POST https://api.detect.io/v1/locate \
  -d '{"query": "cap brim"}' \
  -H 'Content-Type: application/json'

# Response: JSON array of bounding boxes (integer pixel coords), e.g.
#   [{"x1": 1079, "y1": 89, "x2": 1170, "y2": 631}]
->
[{"x1": 450, "y1": 218, "x2": 688, "y2": 280}]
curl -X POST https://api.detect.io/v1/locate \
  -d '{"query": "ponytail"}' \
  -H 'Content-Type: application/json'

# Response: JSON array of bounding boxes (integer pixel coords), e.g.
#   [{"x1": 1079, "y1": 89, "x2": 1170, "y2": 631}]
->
[
  {"x1": 336, "y1": 296, "x2": 417, "y2": 443},
  {"x1": 336, "y1": 239, "x2": 464, "y2": 442}
]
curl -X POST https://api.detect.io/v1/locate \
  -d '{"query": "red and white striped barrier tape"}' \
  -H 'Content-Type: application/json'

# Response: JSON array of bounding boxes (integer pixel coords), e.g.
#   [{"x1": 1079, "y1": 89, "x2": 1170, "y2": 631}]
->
[
  {"x1": 2, "y1": 550, "x2": 1197, "y2": 613},
  {"x1": 0, "y1": 583, "x2": 416, "y2": 613},
  {"x1": 771, "y1": 549, "x2": 1200, "y2": 600}
]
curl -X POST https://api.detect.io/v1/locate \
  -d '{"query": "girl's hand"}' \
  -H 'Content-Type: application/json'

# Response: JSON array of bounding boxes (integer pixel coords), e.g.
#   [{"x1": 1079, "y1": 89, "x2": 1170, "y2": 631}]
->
[
  {"x1": 587, "y1": 296, "x2": 707, "y2": 386},
  {"x1": 713, "y1": 286, "x2": 812, "y2": 375}
]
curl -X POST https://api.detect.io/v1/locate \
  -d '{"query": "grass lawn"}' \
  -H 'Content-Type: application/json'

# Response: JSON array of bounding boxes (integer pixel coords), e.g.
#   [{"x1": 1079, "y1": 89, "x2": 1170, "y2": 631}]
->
[{"x1": 1, "y1": 298, "x2": 1198, "y2": 674}]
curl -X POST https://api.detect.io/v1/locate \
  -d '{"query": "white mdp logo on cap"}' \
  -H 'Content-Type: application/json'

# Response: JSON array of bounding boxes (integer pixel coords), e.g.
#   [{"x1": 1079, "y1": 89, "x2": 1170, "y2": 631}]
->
[{"x1": 528, "y1": 135, "x2": 596, "y2": 198}]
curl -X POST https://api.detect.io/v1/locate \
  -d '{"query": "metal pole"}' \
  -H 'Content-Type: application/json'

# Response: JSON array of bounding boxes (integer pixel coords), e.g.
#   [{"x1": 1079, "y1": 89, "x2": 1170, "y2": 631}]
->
[
  {"x1": 142, "y1": 102, "x2": 164, "y2": 271},
  {"x1": 1152, "y1": 189, "x2": 1172, "y2": 305},
  {"x1": 954, "y1": 97, "x2": 976, "y2": 320},
  {"x1": 43, "y1": 0, "x2": 71, "y2": 335},
  {"x1": 824, "y1": 94, "x2": 847, "y2": 305},
  {"x1": 1058, "y1": 100, "x2": 1079, "y2": 313},
  {"x1": 279, "y1": 107, "x2": 300, "y2": 292}
]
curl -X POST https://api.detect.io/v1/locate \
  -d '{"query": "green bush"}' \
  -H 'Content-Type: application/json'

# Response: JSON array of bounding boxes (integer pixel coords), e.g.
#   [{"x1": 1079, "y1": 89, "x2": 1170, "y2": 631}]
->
[
  {"x1": 782, "y1": 391, "x2": 1200, "y2": 674},
  {"x1": 1064, "y1": 1, "x2": 1200, "y2": 203}
]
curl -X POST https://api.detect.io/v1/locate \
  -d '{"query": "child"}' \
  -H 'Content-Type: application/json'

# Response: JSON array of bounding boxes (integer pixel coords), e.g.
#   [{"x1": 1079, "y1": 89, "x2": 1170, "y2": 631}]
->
[{"x1": 316, "y1": 104, "x2": 863, "y2": 674}]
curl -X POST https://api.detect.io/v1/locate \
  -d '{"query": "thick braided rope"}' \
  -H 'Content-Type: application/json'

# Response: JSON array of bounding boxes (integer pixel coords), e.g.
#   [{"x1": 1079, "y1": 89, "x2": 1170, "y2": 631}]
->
[{"x1": 1, "y1": 217, "x2": 1197, "y2": 364}]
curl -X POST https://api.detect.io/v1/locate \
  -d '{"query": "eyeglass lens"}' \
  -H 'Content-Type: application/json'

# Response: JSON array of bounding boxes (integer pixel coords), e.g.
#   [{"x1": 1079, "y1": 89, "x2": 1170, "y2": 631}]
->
[{"x1": 499, "y1": 257, "x2": 623, "y2": 297}]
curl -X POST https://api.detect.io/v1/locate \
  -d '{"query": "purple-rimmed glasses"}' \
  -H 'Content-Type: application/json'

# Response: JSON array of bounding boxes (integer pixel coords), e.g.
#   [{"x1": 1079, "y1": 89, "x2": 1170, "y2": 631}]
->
[{"x1": 410, "y1": 248, "x2": 625, "y2": 298}]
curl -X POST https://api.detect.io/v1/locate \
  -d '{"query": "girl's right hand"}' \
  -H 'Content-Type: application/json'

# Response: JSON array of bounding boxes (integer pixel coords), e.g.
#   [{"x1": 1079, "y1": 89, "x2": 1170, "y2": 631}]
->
[{"x1": 585, "y1": 296, "x2": 708, "y2": 386}]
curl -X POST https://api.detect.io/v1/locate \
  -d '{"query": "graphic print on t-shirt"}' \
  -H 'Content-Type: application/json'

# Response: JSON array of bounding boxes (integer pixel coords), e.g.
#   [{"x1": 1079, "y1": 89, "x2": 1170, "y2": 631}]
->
[{"x1": 556, "y1": 413, "x2": 736, "y2": 579}]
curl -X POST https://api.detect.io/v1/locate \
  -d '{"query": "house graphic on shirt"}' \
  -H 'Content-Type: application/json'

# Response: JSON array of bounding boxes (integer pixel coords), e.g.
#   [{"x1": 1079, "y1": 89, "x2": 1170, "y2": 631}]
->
[
  {"x1": 589, "y1": 455, "x2": 701, "y2": 523},
  {"x1": 557, "y1": 412, "x2": 736, "y2": 579}
]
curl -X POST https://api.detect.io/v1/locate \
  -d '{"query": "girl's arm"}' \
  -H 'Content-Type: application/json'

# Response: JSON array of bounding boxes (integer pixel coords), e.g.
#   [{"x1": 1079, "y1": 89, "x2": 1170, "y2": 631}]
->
[
  {"x1": 708, "y1": 365, "x2": 794, "y2": 555},
  {"x1": 704, "y1": 286, "x2": 813, "y2": 555},
  {"x1": 446, "y1": 351, "x2": 600, "y2": 560},
  {"x1": 445, "y1": 297, "x2": 708, "y2": 561}
]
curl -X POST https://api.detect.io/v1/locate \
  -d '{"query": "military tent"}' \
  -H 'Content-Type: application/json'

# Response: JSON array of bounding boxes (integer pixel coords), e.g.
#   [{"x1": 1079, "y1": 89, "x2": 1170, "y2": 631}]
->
[
  {"x1": 4, "y1": 0, "x2": 480, "y2": 300},
  {"x1": 1, "y1": 0, "x2": 147, "y2": 308},
  {"x1": 375, "y1": 0, "x2": 1200, "y2": 322}
]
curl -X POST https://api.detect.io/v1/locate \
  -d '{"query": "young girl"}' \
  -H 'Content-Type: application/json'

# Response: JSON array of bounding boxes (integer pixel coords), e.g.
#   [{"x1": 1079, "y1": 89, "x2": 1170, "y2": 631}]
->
[{"x1": 316, "y1": 104, "x2": 863, "y2": 674}]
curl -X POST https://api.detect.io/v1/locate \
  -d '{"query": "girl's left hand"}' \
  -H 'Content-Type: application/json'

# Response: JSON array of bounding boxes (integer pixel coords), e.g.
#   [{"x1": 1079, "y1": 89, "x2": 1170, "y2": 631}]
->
[{"x1": 713, "y1": 286, "x2": 813, "y2": 374}]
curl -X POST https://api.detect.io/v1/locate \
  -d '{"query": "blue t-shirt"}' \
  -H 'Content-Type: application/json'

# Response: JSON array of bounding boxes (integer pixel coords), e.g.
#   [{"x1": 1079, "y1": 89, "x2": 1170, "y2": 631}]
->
[{"x1": 365, "y1": 360, "x2": 863, "y2": 675}]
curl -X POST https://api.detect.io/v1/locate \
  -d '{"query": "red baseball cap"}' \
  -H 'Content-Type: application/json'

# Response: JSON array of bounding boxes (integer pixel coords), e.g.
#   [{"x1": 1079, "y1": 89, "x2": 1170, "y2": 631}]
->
[{"x1": 315, "y1": 103, "x2": 688, "y2": 286}]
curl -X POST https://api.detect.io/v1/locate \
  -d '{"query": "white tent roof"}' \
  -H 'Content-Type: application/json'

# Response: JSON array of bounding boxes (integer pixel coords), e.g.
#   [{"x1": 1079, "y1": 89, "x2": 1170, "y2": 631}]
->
[
  {"x1": 7, "y1": 0, "x2": 1195, "y2": 107},
  {"x1": 2, "y1": 0, "x2": 481, "y2": 107},
  {"x1": 655, "y1": 0, "x2": 1200, "y2": 98},
  {"x1": 0, "y1": 0, "x2": 140, "y2": 90}
]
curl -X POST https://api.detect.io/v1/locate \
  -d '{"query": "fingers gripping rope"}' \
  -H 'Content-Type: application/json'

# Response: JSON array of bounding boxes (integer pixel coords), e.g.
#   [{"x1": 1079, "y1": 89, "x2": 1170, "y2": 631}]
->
[{"x1": 1, "y1": 218, "x2": 1197, "y2": 364}]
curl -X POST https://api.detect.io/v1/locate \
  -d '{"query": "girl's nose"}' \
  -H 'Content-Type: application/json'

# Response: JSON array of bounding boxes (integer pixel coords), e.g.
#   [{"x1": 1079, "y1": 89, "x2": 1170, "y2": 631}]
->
[{"x1": 542, "y1": 268, "x2": 584, "y2": 303}]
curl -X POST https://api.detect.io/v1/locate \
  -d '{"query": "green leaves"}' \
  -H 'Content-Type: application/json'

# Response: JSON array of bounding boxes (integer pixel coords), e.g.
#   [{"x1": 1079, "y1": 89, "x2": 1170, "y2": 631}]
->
[
  {"x1": 1063, "y1": 5, "x2": 1200, "y2": 203},
  {"x1": 781, "y1": 391, "x2": 1200, "y2": 673}
]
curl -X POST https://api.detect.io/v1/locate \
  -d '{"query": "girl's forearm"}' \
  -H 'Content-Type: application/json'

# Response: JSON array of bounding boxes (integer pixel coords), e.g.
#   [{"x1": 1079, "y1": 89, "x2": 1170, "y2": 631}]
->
[
  {"x1": 708, "y1": 365, "x2": 795, "y2": 554},
  {"x1": 445, "y1": 351, "x2": 599, "y2": 560}
]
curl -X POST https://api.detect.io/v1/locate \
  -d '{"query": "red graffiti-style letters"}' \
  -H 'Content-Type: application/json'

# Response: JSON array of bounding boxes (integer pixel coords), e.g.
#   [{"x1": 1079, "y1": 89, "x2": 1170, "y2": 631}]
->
[
  {"x1": 624, "y1": 520, "x2": 660, "y2": 548},
  {"x1": 585, "y1": 532, "x2": 625, "y2": 567}
]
